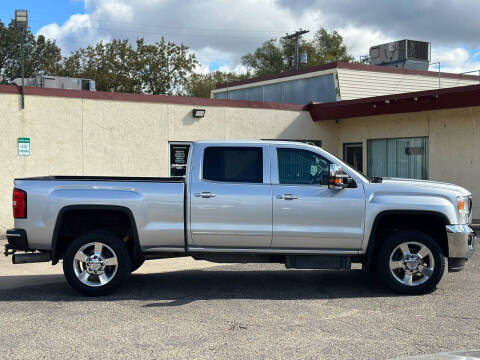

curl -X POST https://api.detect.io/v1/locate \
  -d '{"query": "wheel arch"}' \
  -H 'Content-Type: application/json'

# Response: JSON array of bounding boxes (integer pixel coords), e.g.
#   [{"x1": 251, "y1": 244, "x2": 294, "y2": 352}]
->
[
  {"x1": 51, "y1": 205, "x2": 141, "y2": 265},
  {"x1": 365, "y1": 210, "x2": 450, "y2": 271}
]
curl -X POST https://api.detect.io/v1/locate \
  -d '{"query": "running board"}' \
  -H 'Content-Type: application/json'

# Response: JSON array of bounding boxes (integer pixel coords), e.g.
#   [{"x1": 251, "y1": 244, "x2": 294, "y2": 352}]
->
[
  {"x1": 12, "y1": 252, "x2": 51, "y2": 264},
  {"x1": 285, "y1": 255, "x2": 351, "y2": 270}
]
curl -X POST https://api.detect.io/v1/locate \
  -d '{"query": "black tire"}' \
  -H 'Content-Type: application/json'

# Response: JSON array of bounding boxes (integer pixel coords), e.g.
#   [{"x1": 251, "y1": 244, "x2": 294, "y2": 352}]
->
[
  {"x1": 63, "y1": 231, "x2": 131, "y2": 296},
  {"x1": 130, "y1": 256, "x2": 145, "y2": 273},
  {"x1": 376, "y1": 229, "x2": 445, "y2": 295}
]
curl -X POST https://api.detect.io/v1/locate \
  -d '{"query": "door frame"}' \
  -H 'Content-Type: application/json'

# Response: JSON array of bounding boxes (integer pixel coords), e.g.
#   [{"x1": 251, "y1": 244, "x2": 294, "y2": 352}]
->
[
  {"x1": 168, "y1": 141, "x2": 192, "y2": 177},
  {"x1": 269, "y1": 142, "x2": 366, "y2": 251},
  {"x1": 187, "y1": 142, "x2": 272, "y2": 250},
  {"x1": 343, "y1": 142, "x2": 363, "y2": 173}
]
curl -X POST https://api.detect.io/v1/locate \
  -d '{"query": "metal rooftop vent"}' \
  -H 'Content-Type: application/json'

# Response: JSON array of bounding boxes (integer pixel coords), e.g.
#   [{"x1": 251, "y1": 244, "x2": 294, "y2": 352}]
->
[
  {"x1": 369, "y1": 40, "x2": 431, "y2": 70},
  {"x1": 12, "y1": 75, "x2": 96, "y2": 91}
]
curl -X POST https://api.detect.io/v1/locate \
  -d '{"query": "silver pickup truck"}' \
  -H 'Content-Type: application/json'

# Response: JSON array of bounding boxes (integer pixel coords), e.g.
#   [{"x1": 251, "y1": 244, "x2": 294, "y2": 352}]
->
[{"x1": 5, "y1": 140, "x2": 476, "y2": 296}]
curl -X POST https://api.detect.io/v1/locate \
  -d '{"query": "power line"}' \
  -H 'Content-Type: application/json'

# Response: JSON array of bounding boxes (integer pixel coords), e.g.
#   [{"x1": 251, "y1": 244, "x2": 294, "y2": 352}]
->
[
  {"x1": 0, "y1": 6, "x2": 291, "y2": 34},
  {"x1": 25, "y1": 19, "x2": 277, "y2": 41}
]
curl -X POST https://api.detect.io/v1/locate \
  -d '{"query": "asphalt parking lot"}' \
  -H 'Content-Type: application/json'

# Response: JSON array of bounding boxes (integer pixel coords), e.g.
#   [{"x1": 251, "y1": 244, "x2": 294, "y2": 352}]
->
[{"x1": 0, "y1": 245, "x2": 478, "y2": 360}]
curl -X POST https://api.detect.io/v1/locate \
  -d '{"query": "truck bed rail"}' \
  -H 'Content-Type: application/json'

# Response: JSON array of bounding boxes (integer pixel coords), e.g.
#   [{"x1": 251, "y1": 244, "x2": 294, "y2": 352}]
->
[{"x1": 14, "y1": 176, "x2": 185, "y2": 182}]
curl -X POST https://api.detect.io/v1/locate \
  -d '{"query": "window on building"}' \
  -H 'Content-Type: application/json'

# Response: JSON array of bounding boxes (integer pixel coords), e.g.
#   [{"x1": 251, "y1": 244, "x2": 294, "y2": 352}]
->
[
  {"x1": 213, "y1": 74, "x2": 337, "y2": 104},
  {"x1": 343, "y1": 143, "x2": 363, "y2": 173},
  {"x1": 203, "y1": 147, "x2": 263, "y2": 183},
  {"x1": 367, "y1": 137, "x2": 429, "y2": 180},
  {"x1": 169, "y1": 142, "x2": 191, "y2": 177},
  {"x1": 277, "y1": 148, "x2": 331, "y2": 185}
]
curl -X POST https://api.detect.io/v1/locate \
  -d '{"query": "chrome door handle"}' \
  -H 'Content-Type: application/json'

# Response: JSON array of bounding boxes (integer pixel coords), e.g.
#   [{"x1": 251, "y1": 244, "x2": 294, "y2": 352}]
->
[
  {"x1": 276, "y1": 194, "x2": 298, "y2": 200},
  {"x1": 194, "y1": 192, "x2": 216, "y2": 198}
]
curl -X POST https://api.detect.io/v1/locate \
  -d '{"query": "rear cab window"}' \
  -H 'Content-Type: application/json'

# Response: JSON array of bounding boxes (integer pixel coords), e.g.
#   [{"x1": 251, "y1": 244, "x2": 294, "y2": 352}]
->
[{"x1": 203, "y1": 146, "x2": 263, "y2": 183}]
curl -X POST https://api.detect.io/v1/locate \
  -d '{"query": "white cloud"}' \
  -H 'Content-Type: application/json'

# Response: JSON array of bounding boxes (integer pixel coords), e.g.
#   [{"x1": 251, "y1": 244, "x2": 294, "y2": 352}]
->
[
  {"x1": 431, "y1": 47, "x2": 480, "y2": 73},
  {"x1": 38, "y1": 13, "x2": 107, "y2": 55},
  {"x1": 337, "y1": 25, "x2": 393, "y2": 59},
  {"x1": 35, "y1": 0, "x2": 480, "y2": 75},
  {"x1": 218, "y1": 63, "x2": 249, "y2": 75},
  {"x1": 36, "y1": 0, "x2": 323, "y2": 70}
]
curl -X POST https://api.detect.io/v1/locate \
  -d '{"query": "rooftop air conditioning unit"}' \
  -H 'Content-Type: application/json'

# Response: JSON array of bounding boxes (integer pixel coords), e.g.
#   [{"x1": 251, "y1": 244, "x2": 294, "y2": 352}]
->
[
  {"x1": 12, "y1": 75, "x2": 96, "y2": 91},
  {"x1": 369, "y1": 40, "x2": 431, "y2": 70}
]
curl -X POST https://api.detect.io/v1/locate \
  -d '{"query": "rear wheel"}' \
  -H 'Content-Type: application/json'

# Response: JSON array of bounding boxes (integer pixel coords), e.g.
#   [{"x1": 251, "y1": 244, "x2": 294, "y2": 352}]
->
[
  {"x1": 376, "y1": 229, "x2": 445, "y2": 295},
  {"x1": 63, "y1": 231, "x2": 131, "y2": 296}
]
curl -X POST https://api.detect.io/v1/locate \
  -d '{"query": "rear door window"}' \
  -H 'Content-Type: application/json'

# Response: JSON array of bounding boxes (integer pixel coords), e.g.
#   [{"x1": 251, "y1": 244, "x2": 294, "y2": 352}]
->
[{"x1": 203, "y1": 147, "x2": 263, "y2": 183}]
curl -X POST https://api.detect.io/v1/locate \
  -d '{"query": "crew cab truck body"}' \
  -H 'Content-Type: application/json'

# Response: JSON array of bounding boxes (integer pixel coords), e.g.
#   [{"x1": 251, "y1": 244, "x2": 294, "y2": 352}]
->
[{"x1": 6, "y1": 140, "x2": 476, "y2": 296}]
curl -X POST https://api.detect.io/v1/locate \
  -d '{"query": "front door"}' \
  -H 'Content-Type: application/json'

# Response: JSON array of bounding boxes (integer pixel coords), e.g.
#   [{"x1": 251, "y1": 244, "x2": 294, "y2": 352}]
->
[
  {"x1": 189, "y1": 145, "x2": 272, "y2": 249},
  {"x1": 271, "y1": 145, "x2": 365, "y2": 250}
]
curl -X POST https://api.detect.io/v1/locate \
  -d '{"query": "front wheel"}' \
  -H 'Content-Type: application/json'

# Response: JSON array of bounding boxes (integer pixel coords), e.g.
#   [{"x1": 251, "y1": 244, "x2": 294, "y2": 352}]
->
[
  {"x1": 63, "y1": 231, "x2": 131, "y2": 296},
  {"x1": 376, "y1": 229, "x2": 445, "y2": 295}
]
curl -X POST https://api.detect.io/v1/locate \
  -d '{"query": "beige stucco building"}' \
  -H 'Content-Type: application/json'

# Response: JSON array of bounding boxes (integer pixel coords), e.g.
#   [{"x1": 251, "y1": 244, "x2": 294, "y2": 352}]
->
[{"x1": 1, "y1": 80, "x2": 480, "y2": 231}]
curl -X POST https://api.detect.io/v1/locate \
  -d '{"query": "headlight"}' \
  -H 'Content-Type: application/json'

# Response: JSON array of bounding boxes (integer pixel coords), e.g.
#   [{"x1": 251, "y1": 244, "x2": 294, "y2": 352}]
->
[{"x1": 457, "y1": 196, "x2": 470, "y2": 217}]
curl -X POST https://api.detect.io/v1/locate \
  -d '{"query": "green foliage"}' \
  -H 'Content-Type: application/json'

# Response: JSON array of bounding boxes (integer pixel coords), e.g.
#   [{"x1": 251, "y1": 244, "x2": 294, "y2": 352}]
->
[
  {"x1": 0, "y1": 13, "x2": 354, "y2": 97},
  {"x1": 0, "y1": 14, "x2": 197, "y2": 95},
  {"x1": 0, "y1": 20, "x2": 62, "y2": 84},
  {"x1": 61, "y1": 39, "x2": 140, "y2": 93},
  {"x1": 241, "y1": 39, "x2": 287, "y2": 77},
  {"x1": 241, "y1": 28, "x2": 355, "y2": 76},
  {"x1": 312, "y1": 29, "x2": 354, "y2": 63},
  {"x1": 186, "y1": 70, "x2": 252, "y2": 98},
  {"x1": 135, "y1": 38, "x2": 198, "y2": 95},
  {"x1": 61, "y1": 37, "x2": 198, "y2": 95}
]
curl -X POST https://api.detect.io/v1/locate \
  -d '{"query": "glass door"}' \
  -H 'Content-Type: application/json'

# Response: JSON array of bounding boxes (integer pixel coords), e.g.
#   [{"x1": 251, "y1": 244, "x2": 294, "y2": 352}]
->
[{"x1": 343, "y1": 143, "x2": 363, "y2": 173}]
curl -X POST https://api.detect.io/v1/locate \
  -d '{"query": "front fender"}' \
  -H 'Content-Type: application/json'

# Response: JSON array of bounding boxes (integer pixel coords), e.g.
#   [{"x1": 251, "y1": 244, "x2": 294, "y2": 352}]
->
[{"x1": 362, "y1": 191, "x2": 457, "y2": 253}]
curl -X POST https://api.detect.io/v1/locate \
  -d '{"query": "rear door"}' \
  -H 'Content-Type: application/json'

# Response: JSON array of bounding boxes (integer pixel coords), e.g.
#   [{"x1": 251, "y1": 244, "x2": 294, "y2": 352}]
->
[
  {"x1": 189, "y1": 144, "x2": 272, "y2": 249},
  {"x1": 271, "y1": 144, "x2": 365, "y2": 250}
]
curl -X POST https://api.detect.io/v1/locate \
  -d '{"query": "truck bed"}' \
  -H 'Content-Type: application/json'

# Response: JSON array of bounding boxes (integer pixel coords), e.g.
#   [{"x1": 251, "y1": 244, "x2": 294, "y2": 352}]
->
[{"x1": 13, "y1": 176, "x2": 186, "y2": 251}]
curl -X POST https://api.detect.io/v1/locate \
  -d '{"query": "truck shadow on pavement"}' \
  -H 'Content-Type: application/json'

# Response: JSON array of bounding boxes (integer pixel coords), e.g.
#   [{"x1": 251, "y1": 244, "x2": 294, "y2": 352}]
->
[{"x1": 0, "y1": 265, "x2": 401, "y2": 304}]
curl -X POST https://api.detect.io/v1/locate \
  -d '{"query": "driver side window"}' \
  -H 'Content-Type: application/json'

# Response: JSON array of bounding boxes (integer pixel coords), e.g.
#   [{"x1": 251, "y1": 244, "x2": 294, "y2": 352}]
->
[{"x1": 277, "y1": 148, "x2": 331, "y2": 185}]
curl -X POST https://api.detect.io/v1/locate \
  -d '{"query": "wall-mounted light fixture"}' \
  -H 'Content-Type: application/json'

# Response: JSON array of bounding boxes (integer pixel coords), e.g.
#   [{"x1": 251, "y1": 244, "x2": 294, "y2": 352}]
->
[{"x1": 192, "y1": 109, "x2": 206, "y2": 118}]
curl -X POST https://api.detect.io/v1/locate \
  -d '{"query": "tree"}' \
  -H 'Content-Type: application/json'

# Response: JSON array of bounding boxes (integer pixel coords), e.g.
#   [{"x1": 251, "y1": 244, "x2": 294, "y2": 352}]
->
[
  {"x1": 241, "y1": 28, "x2": 354, "y2": 76},
  {"x1": 62, "y1": 37, "x2": 198, "y2": 95},
  {"x1": 241, "y1": 39, "x2": 287, "y2": 77},
  {"x1": 311, "y1": 29, "x2": 354, "y2": 64},
  {"x1": 61, "y1": 39, "x2": 139, "y2": 93},
  {"x1": 135, "y1": 37, "x2": 198, "y2": 95},
  {"x1": 0, "y1": 20, "x2": 62, "y2": 84},
  {"x1": 186, "y1": 71, "x2": 252, "y2": 98}
]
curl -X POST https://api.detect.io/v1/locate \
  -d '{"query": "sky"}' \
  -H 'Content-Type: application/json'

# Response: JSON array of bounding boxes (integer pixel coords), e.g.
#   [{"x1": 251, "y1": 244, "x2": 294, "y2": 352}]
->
[{"x1": 1, "y1": 0, "x2": 480, "y2": 75}]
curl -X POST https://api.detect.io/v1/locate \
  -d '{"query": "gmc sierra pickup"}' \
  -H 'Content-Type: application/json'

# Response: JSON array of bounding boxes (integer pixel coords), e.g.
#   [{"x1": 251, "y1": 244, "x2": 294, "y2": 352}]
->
[{"x1": 5, "y1": 140, "x2": 476, "y2": 296}]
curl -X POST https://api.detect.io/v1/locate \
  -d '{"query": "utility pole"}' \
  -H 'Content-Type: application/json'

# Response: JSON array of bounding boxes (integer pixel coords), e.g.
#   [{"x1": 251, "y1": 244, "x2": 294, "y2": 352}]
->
[
  {"x1": 15, "y1": 10, "x2": 28, "y2": 109},
  {"x1": 283, "y1": 29, "x2": 309, "y2": 69}
]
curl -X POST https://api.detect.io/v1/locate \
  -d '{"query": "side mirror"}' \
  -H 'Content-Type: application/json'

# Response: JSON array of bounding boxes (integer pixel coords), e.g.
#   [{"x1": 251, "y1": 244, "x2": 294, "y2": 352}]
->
[{"x1": 328, "y1": 164, "x2": 353, "y2": 189}]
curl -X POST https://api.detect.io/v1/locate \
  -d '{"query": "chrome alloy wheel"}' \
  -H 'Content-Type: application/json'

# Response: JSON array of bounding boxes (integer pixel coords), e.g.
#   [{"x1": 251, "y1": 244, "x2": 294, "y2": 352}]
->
[
  {"x1": 388, "y1": 241, "x2": 435, "y2": 287},
  {"x1": 73, "y1": 242, "x2": 118, "y2": 287}
]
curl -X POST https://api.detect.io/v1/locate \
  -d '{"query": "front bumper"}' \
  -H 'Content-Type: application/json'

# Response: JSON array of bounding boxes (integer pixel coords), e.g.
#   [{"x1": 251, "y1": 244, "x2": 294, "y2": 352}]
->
[{"x1": 446, "y1": 224, "x2": 476, "y2": 272}]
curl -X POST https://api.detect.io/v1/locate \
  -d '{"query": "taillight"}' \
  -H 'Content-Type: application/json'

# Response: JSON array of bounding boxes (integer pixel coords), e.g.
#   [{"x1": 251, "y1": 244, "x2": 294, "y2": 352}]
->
[{"x1": 13, "y1": 188, "x2": 27, "y2": 219}]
